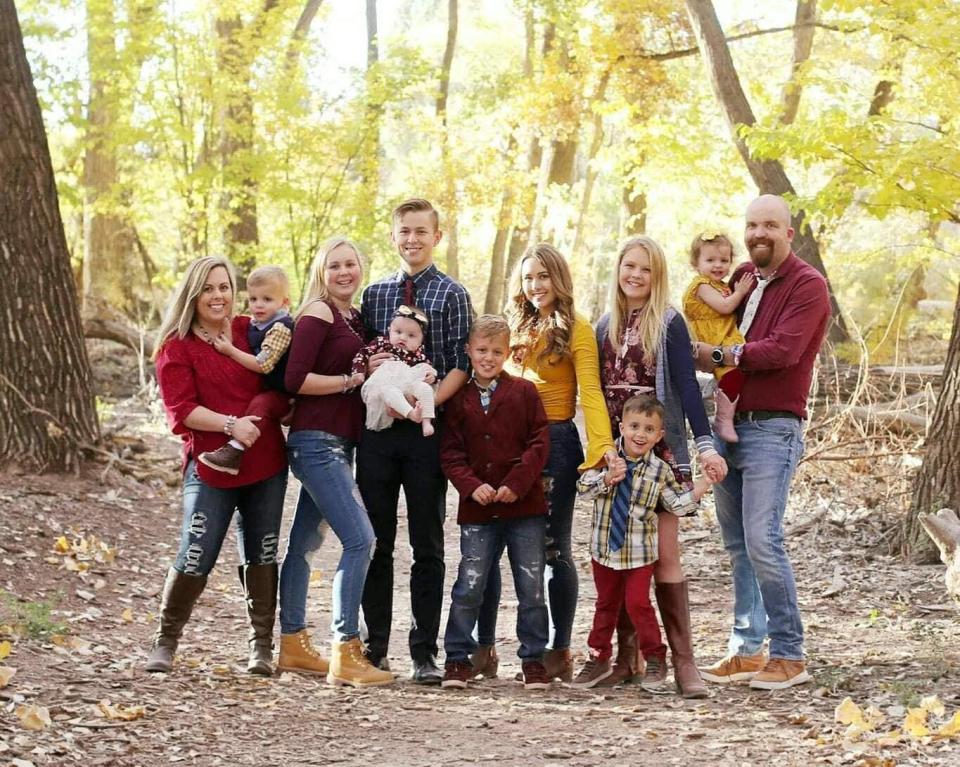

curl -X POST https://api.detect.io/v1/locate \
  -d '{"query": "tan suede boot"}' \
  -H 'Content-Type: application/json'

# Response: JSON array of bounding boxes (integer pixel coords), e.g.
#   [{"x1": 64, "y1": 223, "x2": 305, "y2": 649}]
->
[
  {"x1": 470, "y1": 644, "x2": 499, "y2": 679},
  {"x1": 277, "y1": 630, "x2": 329, "y2": 675},
  {"x1": 145, "y1": 568, "x2": 207, "y2": 673},
  {"x1": 543, "y1": 648, "x2": 574, "y2": 683},
  {"x1": 713, "y1": 390, "x2": 739, "y2": 443},
  {"x1": 327, "y1": 637, "x2": 395, "y2": 687},
  {"x1": 656, "y1": 581, "x2": 709, "y2": 699}
]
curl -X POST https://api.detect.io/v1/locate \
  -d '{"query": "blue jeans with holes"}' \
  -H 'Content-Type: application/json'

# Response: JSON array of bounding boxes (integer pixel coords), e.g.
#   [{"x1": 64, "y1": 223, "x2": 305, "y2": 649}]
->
[
  {"x1": 444, "y1": 516, "x2": 548, "y2": 663},
  {"x1": 174, "y1": 461, "x2": 286, "y2": 576},
  {"x1": 713, "y1": 417, "x2": 805, "y2": 660},
  {"x1": 280, "y1": 430, "x2": 375, "y2": 642}
]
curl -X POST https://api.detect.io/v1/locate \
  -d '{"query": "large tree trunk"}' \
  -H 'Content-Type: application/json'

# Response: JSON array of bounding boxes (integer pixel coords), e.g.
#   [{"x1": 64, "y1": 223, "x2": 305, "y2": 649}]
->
[
  {"x1": 0, "y1": 0, "x2": 100, "y2": 469},
  {"x1": 900, "y1": 284, "x2": 960, "y2": 563},
  {"x1": 436, "y1": 0, "x2": 459, "y2": 279},
  {"x1": 359, "y1": 0, "x2": 381, "y2": 218},
  {"x1": 684, "y1": 0, "x2": 848, "y2": 343},
  {"x1": 777, "y1": 0, "x2": 817, "y2": 126}
]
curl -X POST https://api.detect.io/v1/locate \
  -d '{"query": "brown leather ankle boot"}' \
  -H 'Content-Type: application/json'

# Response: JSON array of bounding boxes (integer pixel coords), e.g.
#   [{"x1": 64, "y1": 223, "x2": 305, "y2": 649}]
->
[
  {"x1": 239, "y1": 563, "x2": 278, "y2": 676},
  {"x1": 470, "y1": 644, "x2": 499, "y2": 679},
  {"x1": 543, "y1": 648, "x2": 574, "y2": 682},
  {"x1": 145, "y1": 568, "x2": 207, "y2": 673},
  {"x1": 655, "y1": 581, "x2": 709, "y2": 699}
]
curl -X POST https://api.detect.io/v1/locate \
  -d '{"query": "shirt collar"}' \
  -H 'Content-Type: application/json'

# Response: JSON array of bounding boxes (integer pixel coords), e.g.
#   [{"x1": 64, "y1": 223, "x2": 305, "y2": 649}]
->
[
  {"x1": 250, "y1": 308, "x2": 290, "y2": 331},
  {"x1": 395, "y1": 263, "x2": 438, "y2": 286}
]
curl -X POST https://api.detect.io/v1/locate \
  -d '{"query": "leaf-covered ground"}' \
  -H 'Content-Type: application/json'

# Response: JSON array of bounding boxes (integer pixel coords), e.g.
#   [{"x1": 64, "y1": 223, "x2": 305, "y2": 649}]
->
[{"x1": 1, "y1": 388, "x2": 958, "y2": 766}]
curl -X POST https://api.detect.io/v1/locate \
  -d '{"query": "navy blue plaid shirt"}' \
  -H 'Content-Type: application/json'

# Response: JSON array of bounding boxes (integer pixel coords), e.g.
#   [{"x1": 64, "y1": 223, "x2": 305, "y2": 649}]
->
[{"x1": 360, "y1": 263, "x2": 474, "y2": 378}]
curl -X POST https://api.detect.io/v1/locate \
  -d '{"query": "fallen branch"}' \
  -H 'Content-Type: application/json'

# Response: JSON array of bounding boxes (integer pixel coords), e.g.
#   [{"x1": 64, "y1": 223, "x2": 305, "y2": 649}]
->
[{"x1": 83, "y1": 316, "x2": 155, "y2": 358}]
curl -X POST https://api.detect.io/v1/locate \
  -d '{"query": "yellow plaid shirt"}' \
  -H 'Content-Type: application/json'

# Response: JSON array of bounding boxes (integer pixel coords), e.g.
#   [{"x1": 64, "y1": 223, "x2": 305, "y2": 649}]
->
[
  {"x1": 577, "y1": 449, "x2": 697, "y2": 570},
  {"x1": 256, "y1": 322, "x2": 292, "y2": 374}
]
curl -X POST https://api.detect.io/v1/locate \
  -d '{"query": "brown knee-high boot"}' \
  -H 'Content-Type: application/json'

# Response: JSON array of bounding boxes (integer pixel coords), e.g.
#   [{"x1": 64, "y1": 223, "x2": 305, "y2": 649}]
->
[
  {"x1": 145, "y1": 568, "x2": 208, "y2": 673},
  {"x1": 239, "y1": 563, "x2": 278, "y2": 676},
  {"x1": 655, "y1": 581, "x2": 708, "y2": 699}
]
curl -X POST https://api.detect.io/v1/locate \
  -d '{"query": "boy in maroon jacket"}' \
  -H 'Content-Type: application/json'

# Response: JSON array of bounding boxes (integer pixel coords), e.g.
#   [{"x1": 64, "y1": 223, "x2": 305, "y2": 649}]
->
[{"x1": 439, "y1": 315, "x2": 551, "y2": 689}]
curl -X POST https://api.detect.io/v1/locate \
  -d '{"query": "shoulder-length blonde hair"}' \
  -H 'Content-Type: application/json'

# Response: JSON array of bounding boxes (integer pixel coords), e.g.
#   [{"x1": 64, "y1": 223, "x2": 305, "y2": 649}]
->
[
  {"x1": 607, "y1": 236, "x2": 670, "y2": 363},
  {"x1": 506, "y1": 243, "x2": 576, "y2": 363},
  {"x1": 296, "y1": 237, "x2": 365, "y2": 319},
  {"x1": 154, "y1": 256, "x2": 236, "y2": 358}
]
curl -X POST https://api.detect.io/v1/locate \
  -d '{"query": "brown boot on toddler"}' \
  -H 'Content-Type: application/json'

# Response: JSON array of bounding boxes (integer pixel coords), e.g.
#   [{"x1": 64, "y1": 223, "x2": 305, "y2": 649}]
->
[{"x1": 199, "y1": 444, "x2": 243, "y2": 475}]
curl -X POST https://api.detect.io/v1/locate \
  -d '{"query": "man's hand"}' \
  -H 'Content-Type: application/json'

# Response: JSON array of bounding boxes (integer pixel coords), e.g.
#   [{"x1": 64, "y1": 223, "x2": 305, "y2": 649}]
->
[
  {"x1": 494, "y1": 485, "x2": 517, "y2": 503},
  {"x1": 471, "y1": 484, "x2": 496, "y2": 505},
  {"x1": 367, "y1": 351, "x2": 395, "y2": 375}
]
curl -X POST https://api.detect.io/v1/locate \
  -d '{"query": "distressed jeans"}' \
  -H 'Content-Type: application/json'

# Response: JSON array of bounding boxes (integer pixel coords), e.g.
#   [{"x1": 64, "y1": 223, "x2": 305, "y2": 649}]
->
[
  {"x1": 280, "y1": 430, "x2": 375, "y2": 642},
  {"x1": 444, "y1": 516, "x2": 548, "y2": 663},
  {"x1": 174, "y1": 461, "x2": 286, "y2": 576},
  {"x1": 714, "y1": 417, "x2": 805, "y2": 660}
]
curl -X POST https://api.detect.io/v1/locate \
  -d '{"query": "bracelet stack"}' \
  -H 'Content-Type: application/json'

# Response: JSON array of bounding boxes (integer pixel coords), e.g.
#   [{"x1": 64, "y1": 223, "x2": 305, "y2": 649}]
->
[{"x1": 223, "y1": 415, "x2": 237, "y2": 436}]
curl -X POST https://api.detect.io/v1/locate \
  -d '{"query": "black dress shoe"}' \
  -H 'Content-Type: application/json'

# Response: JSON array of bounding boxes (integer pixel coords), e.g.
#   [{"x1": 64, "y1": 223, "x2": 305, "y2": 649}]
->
[{"x1": 410, "y1": 656, "x2": 443, "y2": 685}]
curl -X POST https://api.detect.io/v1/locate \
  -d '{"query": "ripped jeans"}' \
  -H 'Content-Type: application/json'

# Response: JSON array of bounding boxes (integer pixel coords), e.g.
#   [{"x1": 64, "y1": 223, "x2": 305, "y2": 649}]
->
[
  {"x1": 279, "y1": 430, "x2": 375, "y2": 642},
  {"x1": 444, "y1": 516, "x2": 548, "y2": 663},
  {"x1": 174, "y1": 461, "x2": 286, "y2": 576}
]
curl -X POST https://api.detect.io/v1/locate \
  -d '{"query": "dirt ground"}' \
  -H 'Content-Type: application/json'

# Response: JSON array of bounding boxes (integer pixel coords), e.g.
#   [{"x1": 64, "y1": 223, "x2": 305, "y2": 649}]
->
[{"x1": 1, "y1": 353, "x2": 958, "y2": 766}]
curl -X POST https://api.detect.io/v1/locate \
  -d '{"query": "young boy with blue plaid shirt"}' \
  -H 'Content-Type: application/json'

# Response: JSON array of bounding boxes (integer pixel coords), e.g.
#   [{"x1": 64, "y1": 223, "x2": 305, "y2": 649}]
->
[{"x1": 572, "y1": 395, "x2": 711, "y2": 689}]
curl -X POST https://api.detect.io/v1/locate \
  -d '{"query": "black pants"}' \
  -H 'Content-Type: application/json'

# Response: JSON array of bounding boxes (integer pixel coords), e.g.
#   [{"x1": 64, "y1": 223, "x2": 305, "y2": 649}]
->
[{"x1": 357, "y1": 418, "x2": 446, "y2": 662}]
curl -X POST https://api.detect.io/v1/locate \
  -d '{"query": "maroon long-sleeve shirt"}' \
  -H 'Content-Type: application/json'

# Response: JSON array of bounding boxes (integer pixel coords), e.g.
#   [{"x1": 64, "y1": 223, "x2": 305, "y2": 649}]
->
[{"x1": 730, "y1": 253, "x2": 830, "y2": 420}]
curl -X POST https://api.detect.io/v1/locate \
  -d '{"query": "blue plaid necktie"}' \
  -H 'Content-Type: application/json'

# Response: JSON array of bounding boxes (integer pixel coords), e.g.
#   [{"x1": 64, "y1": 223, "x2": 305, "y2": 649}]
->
[{"x1": 608, "y1": 463, "x2": 634, "y2": 552}]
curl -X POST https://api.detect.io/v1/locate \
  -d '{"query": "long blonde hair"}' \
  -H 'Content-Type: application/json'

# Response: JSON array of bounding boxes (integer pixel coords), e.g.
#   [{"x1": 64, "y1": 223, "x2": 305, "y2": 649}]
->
[
  {"x1": 507, "y1": 243, "x2": 576, "y2": 364},
  {"x1": 607, "y1": 236, "x2": 670, "y2": 363},
  {"x1": 154, "y1": 256, "x2": 236, "y2": 358},
  {"x1": 297, "y1": 237, "x2": 365, "y2": 319}
]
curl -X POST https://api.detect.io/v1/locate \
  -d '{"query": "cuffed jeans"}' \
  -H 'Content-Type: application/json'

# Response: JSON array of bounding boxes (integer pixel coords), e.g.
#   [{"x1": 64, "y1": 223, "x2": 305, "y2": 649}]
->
[
  {"x1": 476, "y1": 419, "x2": 582, "y2": 651},
  {"x1": 174, "y1": 461, "x2": 286, "y2": 576},
  {"x1": 714, "y1": 417, "x2": 805, "y2": 660},
  {"x1": 280, "y1": 430, "x2": 375, "y2": 642},
  {"x1": 445, "y1": 517, "x2": 548, "y2": 662}
]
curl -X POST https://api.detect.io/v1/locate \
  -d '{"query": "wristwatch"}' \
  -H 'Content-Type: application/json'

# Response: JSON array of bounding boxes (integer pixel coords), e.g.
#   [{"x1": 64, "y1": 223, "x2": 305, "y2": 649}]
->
[{"x1": 711, "y1": 347, "x2": 725, "y2": 365}]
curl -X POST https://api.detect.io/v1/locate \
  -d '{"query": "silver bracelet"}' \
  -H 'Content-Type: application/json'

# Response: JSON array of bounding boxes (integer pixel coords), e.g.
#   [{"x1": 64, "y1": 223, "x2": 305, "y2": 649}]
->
[
  {"x1": 341, "y1": 374, "x2": 348, "y2": 392},
  {"x1": 223, "y1": 415, "x2": 237, "y2": 436}
]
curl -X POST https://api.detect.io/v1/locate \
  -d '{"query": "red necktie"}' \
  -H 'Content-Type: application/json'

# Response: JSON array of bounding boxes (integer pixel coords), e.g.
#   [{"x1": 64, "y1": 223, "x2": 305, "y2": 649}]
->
[{"x1": 403, "y1": 277, "x2": 416, "y2": 307}]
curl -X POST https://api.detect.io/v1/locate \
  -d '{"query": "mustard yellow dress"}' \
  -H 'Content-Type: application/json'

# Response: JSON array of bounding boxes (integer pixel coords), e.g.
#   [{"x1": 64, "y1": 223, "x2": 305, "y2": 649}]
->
[{"x1": 682, "y1": 274, "x2": 744, "y2": 381}]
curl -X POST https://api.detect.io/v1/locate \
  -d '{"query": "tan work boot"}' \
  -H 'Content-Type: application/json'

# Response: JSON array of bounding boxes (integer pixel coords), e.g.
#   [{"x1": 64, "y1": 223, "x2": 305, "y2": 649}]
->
[
  {"x1": 327, "y1": 637, "x2": 395, "y2": 687},
  {"x1": 699, "y1": 650, "x2": 766, "y2": 684},
  {"x1": 277, "y1": 630, "x2": 329, "y2": 675},
  {"x1": 749, "y1": 658, "x2": 811, "y2": 690},
  {"x1": 470, "y1": 644, "x2": 499, "y2": 679}
]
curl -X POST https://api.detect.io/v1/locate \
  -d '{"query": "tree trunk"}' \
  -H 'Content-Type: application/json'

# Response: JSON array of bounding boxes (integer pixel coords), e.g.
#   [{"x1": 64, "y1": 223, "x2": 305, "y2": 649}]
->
[
  {"x1": 900, "y1": 284, "x2": 960, "y2": 563},
  {"x1": 483, "y1": 134, "x2": 518, "y2": 314},
  {"x1": 0, "y1": 0, "x2": 100, "y2": 469},
  {"x1": 622, "y1": 184, "x2": 647, "y2": 236},
  {"x1": 684, "y1": 0, "x2": 848, "y2": 343},
  {"x1": 436, "y1": 0, "x2": 459, "y2": 279},
  {"x1": 777, "y1": 0, "x2": 816, "y2": 125},
  {"x1": 571, "y1": 70, "x2": 611, "y2": 260},
  {"x1": 359, "y1": 0, "x2": 381, "y2": 213}
]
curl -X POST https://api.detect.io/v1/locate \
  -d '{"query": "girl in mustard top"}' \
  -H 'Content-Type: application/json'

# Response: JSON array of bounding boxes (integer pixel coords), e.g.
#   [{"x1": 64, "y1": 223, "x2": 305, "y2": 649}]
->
[{"x1": 471, "y1": 243, "x2": 616, "y2": 683}]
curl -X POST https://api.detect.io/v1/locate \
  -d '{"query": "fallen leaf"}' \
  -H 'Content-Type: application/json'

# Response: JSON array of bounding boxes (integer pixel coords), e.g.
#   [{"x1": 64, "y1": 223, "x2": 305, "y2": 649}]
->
[
  {"x1": 16, "y1": 704, "x2": 51, "y2": 731},
  {"x1": 53, "y1": 536, "x2": 70, "y2": 553},
  {"x1": 97, "y1": 699, "x2": 145, "y2": 721},
  {"x1": 919, "y1": 695, "x2": 945, "y2": 717},
  {"x1": 76, "y1": 589, "x2": 96, "y2": 602},
  {"x1": 0, "y1": 640, "x2": 11, "y2": 660},
  {"x1": 121, "y1": 608, "x2": 134, "y2": 623},
  {"x1": 936, "y1": 711, "x2": 960, "y2": 738},
  {"x1": 0, "y1": 666, "x2": 16, "y2": 687},
  {"x1": 904, "y1": 707, "x2": 930, "y2": 739}
]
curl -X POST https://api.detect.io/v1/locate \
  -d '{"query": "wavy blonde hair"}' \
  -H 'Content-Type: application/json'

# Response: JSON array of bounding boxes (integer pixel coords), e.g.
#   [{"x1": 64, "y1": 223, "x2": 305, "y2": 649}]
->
[
  {"x1": 296, "y1": 237, "x2": 365, "y2": 319},
  {"x1": 154, "y1": 256, "x2": 236, "y2": 359},
  {"x1": 507, "y1": 243, "x2": 576, "y2": 364},
  {"x1": 607, "y1": 236, "x2": 670, "y2": 363}
]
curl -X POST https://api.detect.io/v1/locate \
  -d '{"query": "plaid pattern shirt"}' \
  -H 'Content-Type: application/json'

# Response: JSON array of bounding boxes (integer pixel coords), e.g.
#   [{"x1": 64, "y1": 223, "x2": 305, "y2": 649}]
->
[
  {"x1": 473, "y1": 376, "x2": 499, "y2": 413},
  {"x1": 255, "y1": 322, "x2": 292, "y2": 374},
  {"x1": 361, "y1": 263, "x2": 473, "y2": 378},
  {"x1": 577, "y1": 447, "x2": 698, "y2": 570}
]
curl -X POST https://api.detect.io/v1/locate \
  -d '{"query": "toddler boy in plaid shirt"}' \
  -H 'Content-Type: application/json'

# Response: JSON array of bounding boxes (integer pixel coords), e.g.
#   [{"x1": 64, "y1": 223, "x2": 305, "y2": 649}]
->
[{"x1": 572, "y1": 395, "x2": 711, "y2": 689}]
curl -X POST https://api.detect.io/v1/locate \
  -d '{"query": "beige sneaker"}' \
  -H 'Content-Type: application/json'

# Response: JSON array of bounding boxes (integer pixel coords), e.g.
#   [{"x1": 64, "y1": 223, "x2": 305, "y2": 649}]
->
[
  {"x1": 699, "y1": 651, "x2": 766, "y2": 684},
  {"x1": 749, "y1": 658, "x2": 811, "y2": 690},
  {"x1": 276, "y1": 630, "x2": 329, "y2": 675},
  {"x1": 327, "y1": 637, "x2": 394, "y2": 687},
  {"x1": 571, "y1": 657, "x2": 613, "y2": 689}
]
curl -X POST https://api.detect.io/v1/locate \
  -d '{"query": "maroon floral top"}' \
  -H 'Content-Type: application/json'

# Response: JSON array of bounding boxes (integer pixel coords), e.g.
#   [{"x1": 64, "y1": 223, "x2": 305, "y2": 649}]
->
[{"x1": 599, "y1": 310, "x2": 686, "y2": 484}]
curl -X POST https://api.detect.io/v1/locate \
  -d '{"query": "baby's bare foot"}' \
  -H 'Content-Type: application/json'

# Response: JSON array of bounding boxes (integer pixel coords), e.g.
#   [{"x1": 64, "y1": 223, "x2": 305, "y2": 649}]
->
[
  {"x1": 408, "y1": 403, "x2": 424, "y2": 424},
  {"x1": 422, "y1": 418, "x2": 434, "y2": 437}
]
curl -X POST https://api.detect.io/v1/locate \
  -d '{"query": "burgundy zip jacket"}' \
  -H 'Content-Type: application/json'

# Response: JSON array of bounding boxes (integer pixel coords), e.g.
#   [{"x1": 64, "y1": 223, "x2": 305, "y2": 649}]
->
[{"x1": 440, "y1": 371, "x2": 550, "y2": 525}]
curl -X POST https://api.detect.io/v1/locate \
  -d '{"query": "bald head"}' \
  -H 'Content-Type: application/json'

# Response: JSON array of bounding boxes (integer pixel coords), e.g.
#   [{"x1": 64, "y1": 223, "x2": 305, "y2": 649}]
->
[{"x1": 744, "y1": 195, "x2": 794, "y2": 274}]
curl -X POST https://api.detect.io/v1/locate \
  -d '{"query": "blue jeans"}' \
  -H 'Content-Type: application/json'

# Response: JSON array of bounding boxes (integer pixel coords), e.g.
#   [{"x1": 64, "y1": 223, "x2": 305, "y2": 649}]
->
[
  {"x1": 476, "y1": 420, "x2": 583, "y2": 651},
  {"x1": 174, "y1": 461, "x2": 286, "y2": 576},
  {"x1": 444, "y1": 517, "x2": 548, "y2": 662},
  {"x1": 714, "y1": 417, "x2": 805, "y2": 660},
  {"x1": 280, "y1": 430, "x2": 375, "y2": 642}
]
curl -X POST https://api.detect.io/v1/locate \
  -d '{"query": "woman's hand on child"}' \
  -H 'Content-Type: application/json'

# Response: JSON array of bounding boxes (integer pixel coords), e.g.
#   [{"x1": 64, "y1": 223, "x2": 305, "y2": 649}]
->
[
  {"x1": 494, "y1": 485, "x2": 517, "y2": 503},
  {"x1": 232, "y1": 415, "x2": 262, "y2": 447},
  {"x1": 702, "y1": 453, "x2": 728, "y2": 483},
  {"x1": 367, "y1": 352, "x2": 395, "y2": 374},
  {"x1": 471, "y1": 484, "x2": 497, "y2": 505},
  {"x1": 349, "y1": 372, "x2": 365, "y2": 389}
]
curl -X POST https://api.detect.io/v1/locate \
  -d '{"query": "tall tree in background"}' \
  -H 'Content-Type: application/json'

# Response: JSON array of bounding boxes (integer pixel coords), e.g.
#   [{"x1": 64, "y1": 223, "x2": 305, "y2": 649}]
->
[
  {"x1": 684, "y1": 0, "x2": 848, "y2": 342},
  {"x1": 436, "y1": 0, "x2": 459, "y2": 278},
  {"x1": 0, "y1": 0, "x2": 99, "y2": 469}
]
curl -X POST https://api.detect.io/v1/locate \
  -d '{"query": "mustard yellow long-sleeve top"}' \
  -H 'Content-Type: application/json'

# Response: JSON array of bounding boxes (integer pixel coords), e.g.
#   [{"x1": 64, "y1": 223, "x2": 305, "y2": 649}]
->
[{"x1": 506, "y1": 313, "x2": 614, "y2": 471}]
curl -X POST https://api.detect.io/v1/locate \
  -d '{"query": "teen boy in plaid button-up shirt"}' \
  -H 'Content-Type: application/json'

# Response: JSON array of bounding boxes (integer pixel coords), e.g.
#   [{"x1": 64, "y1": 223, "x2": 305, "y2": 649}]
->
[{"x1": 571, "y1": 396, "x2": 709, "y2": 688}]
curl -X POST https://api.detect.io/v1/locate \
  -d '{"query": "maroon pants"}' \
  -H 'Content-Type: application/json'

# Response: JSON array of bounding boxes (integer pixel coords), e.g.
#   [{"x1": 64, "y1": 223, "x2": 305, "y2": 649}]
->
[
  {"x1": 245, "y1": 390, "x2": 290, "y2": 422},
  {"x1": 587, "y1": 560, "x2": 665, "y2": 662}
]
